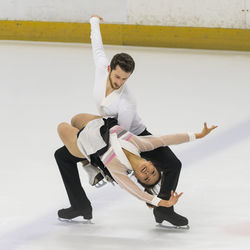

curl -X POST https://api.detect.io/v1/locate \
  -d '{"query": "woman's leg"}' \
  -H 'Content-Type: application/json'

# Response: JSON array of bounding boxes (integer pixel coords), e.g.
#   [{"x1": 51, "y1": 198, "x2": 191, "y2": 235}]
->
[
  {"x1": 71, "y1": 113, "x2": 101, "y2": 130},
  {"x1": 57, "y1": 122, "x2": 86, "y2": 158},
  {"x1": 70, "y1": 114, "x2": 105, "y2": 186}
]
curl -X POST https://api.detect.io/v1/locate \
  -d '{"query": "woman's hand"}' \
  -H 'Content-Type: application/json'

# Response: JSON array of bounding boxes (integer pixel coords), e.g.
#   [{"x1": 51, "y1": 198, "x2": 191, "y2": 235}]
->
[
  {"x1": 158, "y1": 191, "x2": 183, "y2": 207},
  {"x1": 90, "y1": 15, "x2": 103, "y2": 21},
  {"x1": 195, "y1": 122, "x2": 218, "y2": 139}
]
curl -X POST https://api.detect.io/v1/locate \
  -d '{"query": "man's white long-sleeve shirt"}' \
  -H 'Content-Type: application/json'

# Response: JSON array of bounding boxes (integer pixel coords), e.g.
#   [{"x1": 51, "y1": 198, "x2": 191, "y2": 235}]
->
[{"x1": 90, "y1": 17, "x2": 146, "y2": 135}]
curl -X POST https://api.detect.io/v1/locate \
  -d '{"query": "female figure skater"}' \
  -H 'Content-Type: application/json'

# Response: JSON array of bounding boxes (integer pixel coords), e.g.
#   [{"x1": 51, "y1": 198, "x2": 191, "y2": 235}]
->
[{"x1": 55, "y1": 113, "x2": 217, "y2": 226}]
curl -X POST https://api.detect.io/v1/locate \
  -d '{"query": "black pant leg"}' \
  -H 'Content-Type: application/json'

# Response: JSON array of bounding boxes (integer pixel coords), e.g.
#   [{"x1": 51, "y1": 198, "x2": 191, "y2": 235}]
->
[
  {"x1": 139, "y1": 130, "x2": 182, "y2": 200},
  {"x1": 54, "y1": 146, "x2": 91, "y2": 210}
]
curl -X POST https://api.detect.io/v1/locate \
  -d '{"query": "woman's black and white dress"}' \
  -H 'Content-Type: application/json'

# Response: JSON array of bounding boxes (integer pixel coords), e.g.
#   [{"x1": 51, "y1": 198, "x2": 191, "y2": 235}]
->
[{"x1": 77, "y1": 118, "x2": 196, "y2": 207}]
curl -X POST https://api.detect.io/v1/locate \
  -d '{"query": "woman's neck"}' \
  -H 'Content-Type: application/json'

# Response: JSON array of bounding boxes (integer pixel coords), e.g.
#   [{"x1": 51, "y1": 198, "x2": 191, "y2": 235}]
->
[{"x1": 122, "y1": 148, "x2": 143, "y2": 171}]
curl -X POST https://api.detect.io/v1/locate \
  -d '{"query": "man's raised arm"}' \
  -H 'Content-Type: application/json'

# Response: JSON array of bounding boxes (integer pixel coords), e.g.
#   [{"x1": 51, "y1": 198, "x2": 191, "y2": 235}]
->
[{"x1": 90, "y1": 15, "x2": 109, "y2": 68}]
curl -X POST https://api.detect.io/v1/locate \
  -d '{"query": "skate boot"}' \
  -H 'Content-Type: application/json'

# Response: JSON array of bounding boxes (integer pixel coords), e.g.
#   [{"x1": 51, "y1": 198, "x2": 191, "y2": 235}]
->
[
  {"x1": 153, "y1": 206, "x2": 189, "y2": 230},
  {"x1": 58, "y1": 206, "x2": 92, "y2": 223},
  {"x1": 82, "y1": 163, "x2": 107, "y2": 188}
]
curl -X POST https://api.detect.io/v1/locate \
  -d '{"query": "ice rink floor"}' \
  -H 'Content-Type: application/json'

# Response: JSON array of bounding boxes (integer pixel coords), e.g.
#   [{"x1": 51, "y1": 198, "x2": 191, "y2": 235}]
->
[{"x1": 1, "y1": 40, "x2": 250, "y2": 250}]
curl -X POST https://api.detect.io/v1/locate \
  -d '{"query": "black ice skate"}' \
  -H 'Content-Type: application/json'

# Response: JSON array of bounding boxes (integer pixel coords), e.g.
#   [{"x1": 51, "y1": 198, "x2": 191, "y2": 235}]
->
[
  {"x1": 58, "y1": 206, "x2": 93, "y2": 223},
  {"x1": 153, "y1": 206, "x2": 189, "y2": 230}
]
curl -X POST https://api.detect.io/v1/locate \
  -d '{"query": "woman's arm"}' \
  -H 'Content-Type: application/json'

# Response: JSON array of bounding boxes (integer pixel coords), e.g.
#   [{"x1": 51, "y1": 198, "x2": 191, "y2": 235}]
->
[
  {"x1": 106, "y1": 157, "x2": 181, "y2": 207},
  {"x1": 129, "y1": 122, "x2": 218, "y2": 152}
]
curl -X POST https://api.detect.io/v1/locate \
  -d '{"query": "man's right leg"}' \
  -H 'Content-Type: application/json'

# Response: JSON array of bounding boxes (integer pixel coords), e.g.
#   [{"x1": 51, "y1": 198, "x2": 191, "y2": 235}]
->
[
  {"x1": 54, "y1": 146, "x2": 92, "y2": 220},
  {"x1": 140, "y1": 147, "x2": 188, "y2": 226},
  {"x1": 139, "y1": 129, "x2": 188, "y2": 226},
  {"x1": 149, "y1": 147, "x2": 188, "y2": 226}
]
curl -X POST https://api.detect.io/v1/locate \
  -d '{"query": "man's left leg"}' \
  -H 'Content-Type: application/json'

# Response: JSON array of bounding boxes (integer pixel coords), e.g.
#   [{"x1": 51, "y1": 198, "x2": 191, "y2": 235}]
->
[{"x1": 55, "y1": 146, "x2": 93, "y2": 220}]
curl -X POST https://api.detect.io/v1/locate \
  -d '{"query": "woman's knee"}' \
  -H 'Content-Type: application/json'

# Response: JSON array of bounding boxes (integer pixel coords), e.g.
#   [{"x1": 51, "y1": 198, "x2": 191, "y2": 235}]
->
[
  {"x1": 71, "y1": 113, "x2": 101, "y2": 129},
  {"x1": 57, "y1": 122, "x2": 68, "y2": 136},
  {"x1": 57, "y1": 122, "x2": 75, "y2": 142},
  {"x1": 71, "y1": 114, "x2": 81, "y2": 128},
  {"x1": 71, "y1": 113, "x2": 89, "y2": 129}
]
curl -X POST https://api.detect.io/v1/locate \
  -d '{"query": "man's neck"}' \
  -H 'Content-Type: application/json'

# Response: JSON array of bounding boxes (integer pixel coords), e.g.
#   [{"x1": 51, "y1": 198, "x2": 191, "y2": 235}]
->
[{"x1": 105, "y1": 77, "x2": 114, "y2": 97}]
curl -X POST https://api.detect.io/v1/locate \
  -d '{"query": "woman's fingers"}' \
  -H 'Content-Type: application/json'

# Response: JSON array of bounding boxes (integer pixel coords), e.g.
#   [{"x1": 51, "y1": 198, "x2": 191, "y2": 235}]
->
[
  {"x1": 208, "y1": 125, "x2": 218, "y2": 134},
  {"x1": 177, "y1": 192, "x2": 183, "y2": 198},
  {"x1": 210, "y1": 125, "x2": 218, "y2": 130},
  {"x1": 203, "y1": 122, "x2": 218, "y2": 135},
  {"x1": 169, "y1": 191, "x2": 183, "y2": 206},
  {"x1": 204, "y1": 122, "x2": 208, "y2": 130},
  {"x1": 171, "y1": 191, "x2": 183, "y2": 199}
]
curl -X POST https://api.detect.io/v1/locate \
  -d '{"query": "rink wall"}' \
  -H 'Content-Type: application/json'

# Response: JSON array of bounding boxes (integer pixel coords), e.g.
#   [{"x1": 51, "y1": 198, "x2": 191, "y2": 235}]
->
[{"x1": 0, "y1": 0, "x2": 250, "y2": 51}]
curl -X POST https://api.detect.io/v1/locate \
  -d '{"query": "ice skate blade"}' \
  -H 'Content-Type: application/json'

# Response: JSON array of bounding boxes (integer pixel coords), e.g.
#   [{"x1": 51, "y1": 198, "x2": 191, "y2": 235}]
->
[
  {"x1": 95, "y1": 180, "x2": 107, "y2": 188},
  {"x1": 58, "y1": 217, "x2": 94, "y2": 224},
  {"x1": 156, "y1": 223, "x2": 190, "y2": 230}
]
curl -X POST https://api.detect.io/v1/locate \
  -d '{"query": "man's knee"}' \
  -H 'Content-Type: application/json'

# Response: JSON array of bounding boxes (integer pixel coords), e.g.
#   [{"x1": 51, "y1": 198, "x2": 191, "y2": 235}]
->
[
  {"x1": 164, "y1": 157, "x2": 182, "y2": 172},
  {"x1": 174, "y1": 158, "x2": 182, "y2": 172}
]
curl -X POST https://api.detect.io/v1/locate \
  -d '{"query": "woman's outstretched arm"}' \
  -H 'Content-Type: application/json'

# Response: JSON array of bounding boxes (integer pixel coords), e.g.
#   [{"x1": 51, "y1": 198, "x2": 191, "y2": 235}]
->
[{"x1": 129, "y1": 122, "x2": 218, "y2": 152}]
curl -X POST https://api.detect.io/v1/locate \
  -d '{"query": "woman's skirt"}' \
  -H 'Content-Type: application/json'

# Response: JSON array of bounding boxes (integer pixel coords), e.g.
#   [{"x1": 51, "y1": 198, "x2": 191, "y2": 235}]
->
[{"x1": 77, "y1": 117, "x2": 118, "y2": 180}]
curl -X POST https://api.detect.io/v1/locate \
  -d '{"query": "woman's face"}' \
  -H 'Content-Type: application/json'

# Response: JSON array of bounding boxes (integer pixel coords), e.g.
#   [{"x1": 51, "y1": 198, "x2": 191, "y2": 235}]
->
[{"x1": 134, "y1": 161, "x2": 160, "y2": 186}]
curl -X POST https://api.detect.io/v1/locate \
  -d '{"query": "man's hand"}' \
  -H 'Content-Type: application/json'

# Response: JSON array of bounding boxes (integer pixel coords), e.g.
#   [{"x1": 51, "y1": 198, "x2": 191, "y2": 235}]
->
[
  {"x1": 91, "y1": 15, "x2": 103, "y2": 21},
  {"x1": 195, "y1": 122, "x2": 218, "y2": 139}
]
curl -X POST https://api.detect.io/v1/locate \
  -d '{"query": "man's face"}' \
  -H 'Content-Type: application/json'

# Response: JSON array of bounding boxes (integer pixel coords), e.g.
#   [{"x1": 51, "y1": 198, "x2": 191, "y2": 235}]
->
[{"x1": 108, "y1": 65, "x2": 131, "y2": 90}]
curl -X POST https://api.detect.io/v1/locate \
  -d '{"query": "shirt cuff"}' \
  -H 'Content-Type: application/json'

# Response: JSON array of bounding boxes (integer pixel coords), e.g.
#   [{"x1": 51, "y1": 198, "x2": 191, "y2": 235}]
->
[
  {"x1": 188, "y1": 133, "x2": 196, "y2": 141},
  {"x1": 151, "y1": 196, "x2": 161, "y2": 207},
  {"x1": 90, "y1": 16, "x2": 100, "y2": 23}
]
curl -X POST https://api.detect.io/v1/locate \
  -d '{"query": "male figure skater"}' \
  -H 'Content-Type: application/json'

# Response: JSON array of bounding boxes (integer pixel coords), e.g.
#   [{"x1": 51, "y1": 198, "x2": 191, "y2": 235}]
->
[{"x1": 56, "y1": 15, "x2": 188, "y2": 227}]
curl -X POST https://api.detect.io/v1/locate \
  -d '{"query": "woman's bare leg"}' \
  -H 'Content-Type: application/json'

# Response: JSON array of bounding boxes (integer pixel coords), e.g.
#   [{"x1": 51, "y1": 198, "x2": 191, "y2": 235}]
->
[
  {"x1": 71, "y1": 113, "x2": 101, "y2": 130},
  {"x1": 57, "y1": 122, "x2": 86, "y2": 158},
  {"x1": 70, "y1": 113, "x2": 104, "y2": 184}
]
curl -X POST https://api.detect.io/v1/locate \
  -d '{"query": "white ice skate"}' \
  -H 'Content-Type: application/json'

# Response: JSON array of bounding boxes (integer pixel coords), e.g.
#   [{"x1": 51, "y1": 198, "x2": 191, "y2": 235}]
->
[{"x1": 82, "y1": 163, "x2": 115, "y2": 188}]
